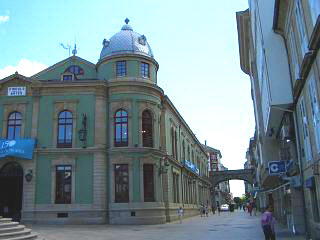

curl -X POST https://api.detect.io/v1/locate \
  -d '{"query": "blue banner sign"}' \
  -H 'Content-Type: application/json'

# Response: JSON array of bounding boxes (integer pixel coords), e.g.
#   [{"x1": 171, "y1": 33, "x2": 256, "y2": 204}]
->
[
  {"x1": 0, "y1": 139, "x2": 35, "y2": 160},
  {"x1": 183, "y1": 160, "x2": 200, "y2": 175}
]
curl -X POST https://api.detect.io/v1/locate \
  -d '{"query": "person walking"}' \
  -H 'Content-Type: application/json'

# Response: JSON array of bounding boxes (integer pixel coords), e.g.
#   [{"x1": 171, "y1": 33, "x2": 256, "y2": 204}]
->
[
  {"x1": 217, "y1": 205, "x2": 221, "y2": 215},
  {"x1": 205, "y1": 205, "x2": 209, "y2": 217},
  {"x1": 248, "y1": 202, "x2": 253, "y2": 216},
  {"x1": 252, "y1": 201, "x2": 257, "y2": 216},
  {"x1": 200, "y1": 204, "x2": 204, "y2": 217},
  {"x1": 178, "y1": 207, "x2": 184, "y2": 224},
  {"x1": 261, "y1": 205, "x2": 276, "y2": 240}
]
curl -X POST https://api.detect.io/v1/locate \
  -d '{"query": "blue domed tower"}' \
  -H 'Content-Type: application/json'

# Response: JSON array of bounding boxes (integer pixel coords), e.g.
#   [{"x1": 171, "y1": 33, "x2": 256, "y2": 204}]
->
[
  {"x1": 99, "y1": 19, "x2": 165, "y2": 224},
  {"x1": 97, "y1": 18, "x2": 159, "y2": 84}
]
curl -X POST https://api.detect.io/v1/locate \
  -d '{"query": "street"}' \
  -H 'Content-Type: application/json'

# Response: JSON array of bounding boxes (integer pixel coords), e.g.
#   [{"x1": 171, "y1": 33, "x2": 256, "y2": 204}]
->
[{"x1": 30, "y1": 210, "x2": 268, "y2": 240}]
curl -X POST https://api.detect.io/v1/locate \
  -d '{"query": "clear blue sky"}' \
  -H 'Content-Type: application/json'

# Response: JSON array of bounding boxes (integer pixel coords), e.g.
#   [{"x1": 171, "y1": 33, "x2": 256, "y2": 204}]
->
[{"x1": 0, "y1": 0, "x2": 253, "y2": 197}]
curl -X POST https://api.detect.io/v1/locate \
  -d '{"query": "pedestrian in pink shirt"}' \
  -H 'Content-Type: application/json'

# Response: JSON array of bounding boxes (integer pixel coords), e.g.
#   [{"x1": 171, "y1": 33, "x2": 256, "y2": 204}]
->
[{"x1": 261, "y1": 205, "x2": 276, "y2": 240}]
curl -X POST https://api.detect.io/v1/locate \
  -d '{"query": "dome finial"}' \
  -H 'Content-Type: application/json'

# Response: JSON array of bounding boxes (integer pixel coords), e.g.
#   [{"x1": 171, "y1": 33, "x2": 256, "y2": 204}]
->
[{"x1": 125, "y1": 18, "x2": 129, "y2": 24}]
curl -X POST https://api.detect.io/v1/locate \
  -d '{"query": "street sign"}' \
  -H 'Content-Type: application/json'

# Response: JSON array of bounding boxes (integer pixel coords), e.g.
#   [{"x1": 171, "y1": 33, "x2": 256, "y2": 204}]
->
[{"x1": 268, "y1": 161, "x2": 286, "y2": 175}]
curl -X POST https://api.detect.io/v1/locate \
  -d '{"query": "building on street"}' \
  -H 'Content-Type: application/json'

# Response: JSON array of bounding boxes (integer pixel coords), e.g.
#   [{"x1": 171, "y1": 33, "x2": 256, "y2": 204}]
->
[
  {"x1": 0, "y1": 19, "x2": 212, "y2": 225},
  {"x1": 237, "y1": 0, "x2": 320, "y2": 238},
  {"x1": 203, "y1": 144, "x2": 231, "y2": 207}
]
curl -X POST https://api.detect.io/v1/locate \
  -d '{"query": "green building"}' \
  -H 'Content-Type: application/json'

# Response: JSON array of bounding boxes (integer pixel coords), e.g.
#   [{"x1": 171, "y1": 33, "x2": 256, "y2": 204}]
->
[{"x1": 0, "y1": 19, "x2": 211, "y2": 224}]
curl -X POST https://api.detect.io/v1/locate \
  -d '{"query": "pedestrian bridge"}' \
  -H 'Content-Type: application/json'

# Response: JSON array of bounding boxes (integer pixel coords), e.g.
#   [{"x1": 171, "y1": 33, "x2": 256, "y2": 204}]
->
[{"x1": 210, "y1": 169, "x2": 254, "y2": 186}]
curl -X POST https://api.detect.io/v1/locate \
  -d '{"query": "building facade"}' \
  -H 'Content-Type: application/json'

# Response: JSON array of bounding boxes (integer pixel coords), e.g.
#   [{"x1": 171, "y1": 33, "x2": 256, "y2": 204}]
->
[
  {"x1": 203, "y1": 145, "x2": 230, "y2": 207},
  {"x1": 237, "y1": 0, "x2": 320, "y2": 238},
  {"x1": 0, "y1": 20, "x2": 212, "y2": 225}
]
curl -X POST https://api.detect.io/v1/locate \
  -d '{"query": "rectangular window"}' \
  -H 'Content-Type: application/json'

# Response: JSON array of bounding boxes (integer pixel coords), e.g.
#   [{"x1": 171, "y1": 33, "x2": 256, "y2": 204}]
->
[
  {"x1": 295, "y1": 0, "x2": 309, "y2": 55},
  {"x1": 172, "y1": 173, "x2": 179, "y2": 203},
  {"x1": 288, "y1": 29, "x2": 300, "y2": 80},
  {"x1": 310, "y1": 187, "x2": 320, "y2": 222},
  {"x1": 116, "y1": 61, "x2": 126, "y2": 77},
  {"x1": 140, "y1": 62, "x2": 149, "y2": 78},
  {"x1": 115, "y1": 164, "x2": 129, "y2": 203},
  {"x1": 55, "y1": 165, "x2": 72, "y2": 204},
  {"x1": 299, "y1": 98, "x2": 313, "y2": 161},
  {"x1": 308, "y1": 0, "x2": 320, "y2": 26},
  {"x1": 63, "y1": 75, "x2": 73, "y2": 81},
  {"x1": 308, "y1": 76, "x2": 320, "y2": 153},
  {"x1": 143, "y1": 164, "x2": 155, "y2": 202}
]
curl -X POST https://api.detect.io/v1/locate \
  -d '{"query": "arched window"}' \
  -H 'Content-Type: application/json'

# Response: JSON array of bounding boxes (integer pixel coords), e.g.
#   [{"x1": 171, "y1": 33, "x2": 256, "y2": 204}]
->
[
  {"x1": 174, "y1": 131, "x2": 178, "y2": 160},
  {"x1": 171, "y1": 127, "x2": 175, "y2": 158},
  {"x1": 114, "y1": 109, "x2": 128, "y2": 147},
  {"x1": 142, "y1": 110, "x2": 153, "y2": 147},
  {"x1": 192, "y1": 151, "x2": 194, "y2": 164},
  {"x1": 7, "y1": 112, "x2": 22, "y2": 140},
  {"x1": 57, "y1": 111, "x2": 73, "y2": 148},
  {"x1": 65, "y1": 65, "x2": 84, "y2": 75},
  {"x1": 182, "y1": 141, "x2": 185, "y2": 161}
]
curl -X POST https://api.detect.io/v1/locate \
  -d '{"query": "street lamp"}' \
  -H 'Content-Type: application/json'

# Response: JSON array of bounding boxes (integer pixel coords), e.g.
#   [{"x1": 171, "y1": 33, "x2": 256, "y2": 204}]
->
[{"x1": 25, "y1": 169, "x2": 33, "y2": 182}]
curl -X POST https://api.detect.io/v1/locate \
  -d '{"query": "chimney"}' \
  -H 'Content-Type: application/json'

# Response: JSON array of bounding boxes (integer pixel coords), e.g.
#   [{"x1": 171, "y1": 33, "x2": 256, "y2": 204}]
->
[{"x1": 205, "y1": 140, "x2": 207, "y2": 146}]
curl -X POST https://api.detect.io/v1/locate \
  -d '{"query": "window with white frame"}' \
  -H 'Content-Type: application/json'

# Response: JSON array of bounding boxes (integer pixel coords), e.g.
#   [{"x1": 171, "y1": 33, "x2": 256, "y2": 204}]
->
[
  {"x1": 308, "y1": 0, "x2": 320, "y2": 26},
  {"x1": 308, "y1": 75, "x2": 320, "y2": 153},
  {"x1": 116, "y1": 61, "x2": 127, "y2": 77},
  {"x1": 299, "y1": 98, "x2": 313, "y2": 161},
  {"x1": 288, "y1": 28, "x2": 300, "y2": 80},
  {"x1": 295, "y1": 0, "x2": 309, "y2": 55}
]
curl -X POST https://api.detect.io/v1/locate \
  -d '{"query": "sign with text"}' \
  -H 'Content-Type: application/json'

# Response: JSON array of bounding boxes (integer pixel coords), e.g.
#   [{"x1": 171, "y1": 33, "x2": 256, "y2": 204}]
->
[
  {"x1": 183, "y1": 160, "x2": 200, "y2": 175},
  {"x1": 268, "y1": 161, "x2": 286, "y2": 175},
  {"x1": 8, "y1": 87, "x2": 26, "y2": 96},
  {"x1": 0, "y1": 139, "x2": 35, "y2": 160}
]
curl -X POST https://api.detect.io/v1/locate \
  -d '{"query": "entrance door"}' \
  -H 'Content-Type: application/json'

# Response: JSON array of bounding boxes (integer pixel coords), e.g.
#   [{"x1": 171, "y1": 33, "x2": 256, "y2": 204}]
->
[{"x1": 0, "y1": 162, "x2": 23, "y2": 221}]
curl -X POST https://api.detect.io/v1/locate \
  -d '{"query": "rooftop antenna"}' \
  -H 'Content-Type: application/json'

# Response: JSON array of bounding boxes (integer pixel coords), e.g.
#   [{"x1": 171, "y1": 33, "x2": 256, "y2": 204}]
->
[
  {"x1": 72, "y1": 43, "x2": 77, "y2": 56},
  {"x1": 60, "y1": 43, "x2": 71, "y2": 56}
]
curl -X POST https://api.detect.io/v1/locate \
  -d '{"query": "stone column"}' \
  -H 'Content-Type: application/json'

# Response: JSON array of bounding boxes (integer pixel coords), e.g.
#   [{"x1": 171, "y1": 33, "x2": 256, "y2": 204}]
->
[
  {"x1": 22, "y1": 87, "x2": 40, "y2": 220},
  {"x1": 94, "y1": 88, "x2": 107, "y2": 148},
  {"x1": 162, "y1": 171, "x2": 170, "y2": 222},
  {"x1": 93, "y1": 152, "x2": 107, "y2": 222}
]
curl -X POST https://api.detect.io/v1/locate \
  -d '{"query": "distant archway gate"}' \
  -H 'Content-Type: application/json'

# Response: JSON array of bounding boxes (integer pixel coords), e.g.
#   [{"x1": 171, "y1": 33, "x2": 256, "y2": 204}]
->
[{"x1": 210, "y1": 169, "x2": 254, "y2": 187}]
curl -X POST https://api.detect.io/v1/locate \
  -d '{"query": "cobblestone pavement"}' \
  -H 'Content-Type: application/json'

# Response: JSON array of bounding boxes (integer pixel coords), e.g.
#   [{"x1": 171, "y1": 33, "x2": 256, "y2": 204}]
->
[{"x1": 29, "y1": 210, "x2": 304, "y2": 240}]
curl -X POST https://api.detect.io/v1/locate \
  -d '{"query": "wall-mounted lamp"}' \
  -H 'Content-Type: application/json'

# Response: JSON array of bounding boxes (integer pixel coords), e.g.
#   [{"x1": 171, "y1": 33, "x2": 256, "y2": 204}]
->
[
  {"x1": 159, "y1": 156, "x2": 170, "y2": 175},
  {"x1": 25, "y1": 170, "x2": 33, "y2": 182},
  {"x1": 78, "y1": 113, "x2": 87, "y2": 148}
]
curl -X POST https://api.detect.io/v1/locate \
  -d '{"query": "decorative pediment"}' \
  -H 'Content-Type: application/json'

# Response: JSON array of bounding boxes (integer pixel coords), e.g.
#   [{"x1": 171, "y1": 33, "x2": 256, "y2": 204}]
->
[
  {"x1": 0, "y1": 72, "x2": 41, "y2": 97},
  {"x1": 0, "y1": 72, "x2": 32, "y2": 85},
  {"x1": 32, "y1": 56, "x2": 96, "y2": 81}
]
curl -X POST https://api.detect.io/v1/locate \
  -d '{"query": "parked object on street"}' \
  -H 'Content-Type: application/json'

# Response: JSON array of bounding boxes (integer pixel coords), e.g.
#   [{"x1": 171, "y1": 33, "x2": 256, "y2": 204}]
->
[{"x1": 220, "y1": 204, "x2": 229, "y2": 211}]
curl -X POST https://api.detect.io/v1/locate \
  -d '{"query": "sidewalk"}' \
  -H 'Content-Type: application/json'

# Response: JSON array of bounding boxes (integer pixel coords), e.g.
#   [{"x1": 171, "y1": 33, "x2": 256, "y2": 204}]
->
[
  {"x1": 275, "y1": 223, "x2": 306, "y2": 240},
  {"x1": 252, "y1": 211, "x2": 305, "y2": 239}
]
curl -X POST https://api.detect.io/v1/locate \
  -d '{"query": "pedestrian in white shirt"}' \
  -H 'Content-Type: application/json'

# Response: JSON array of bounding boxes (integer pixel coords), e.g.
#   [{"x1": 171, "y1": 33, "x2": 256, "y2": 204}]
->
[{"x1": 178, "y1": 207, "x2": 184, "y2": 224}]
